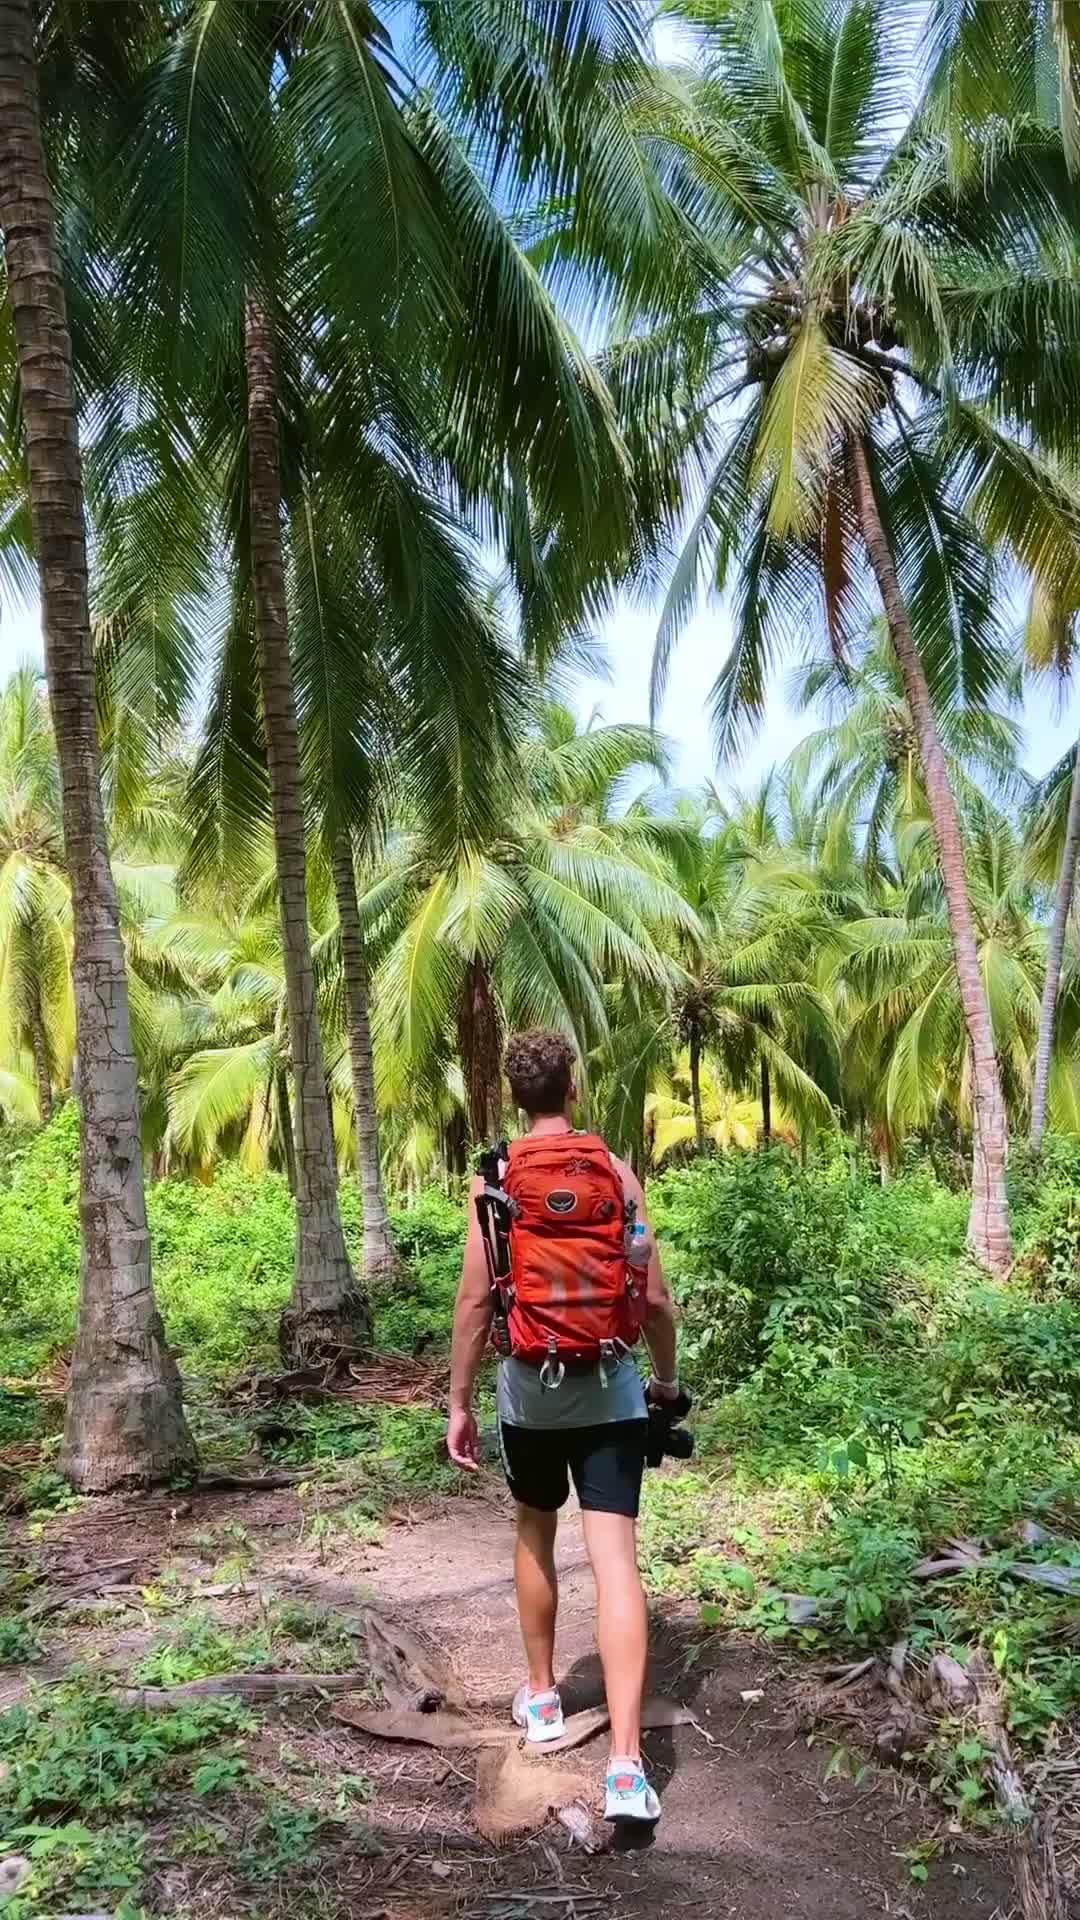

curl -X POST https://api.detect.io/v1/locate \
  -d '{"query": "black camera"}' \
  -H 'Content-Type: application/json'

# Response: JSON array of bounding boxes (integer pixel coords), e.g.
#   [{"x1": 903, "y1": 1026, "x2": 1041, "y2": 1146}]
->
[{"x1": 645, "y1": 1386, "x2": 694, "y2": 1468}]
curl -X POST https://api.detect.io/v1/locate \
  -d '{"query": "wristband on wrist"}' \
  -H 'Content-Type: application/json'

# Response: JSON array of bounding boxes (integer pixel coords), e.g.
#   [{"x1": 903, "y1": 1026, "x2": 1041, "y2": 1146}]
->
[{"x1": 649, "y1": 1373, "x2": 679, "y2": 1391}]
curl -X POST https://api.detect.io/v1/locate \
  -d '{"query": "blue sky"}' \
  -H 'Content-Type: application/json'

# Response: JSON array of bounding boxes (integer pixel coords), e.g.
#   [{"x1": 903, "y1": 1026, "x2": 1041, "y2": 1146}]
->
[
  {"x1": 6, "y1": 582, "x2": 1075, "y2": 802},
  {"x1": 576, "y1": 595, "x2": 1080, "y2": 796}
]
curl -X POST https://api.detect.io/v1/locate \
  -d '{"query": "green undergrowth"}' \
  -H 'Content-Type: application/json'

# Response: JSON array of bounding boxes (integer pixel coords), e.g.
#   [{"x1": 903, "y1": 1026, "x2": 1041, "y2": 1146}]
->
[
  {"x1": 0, "y1": 1108, "x2": 467, "y2": 1381},
  {"x1": 0, "y1": 1682, "x2": 254, "y2": 1917},
  {"x1": 0, "y1": 1669, "x2": 380, "y2": 1918},
  {"x1": 636, "y1": 1145, "x2": 1080, "y2": 1812}
]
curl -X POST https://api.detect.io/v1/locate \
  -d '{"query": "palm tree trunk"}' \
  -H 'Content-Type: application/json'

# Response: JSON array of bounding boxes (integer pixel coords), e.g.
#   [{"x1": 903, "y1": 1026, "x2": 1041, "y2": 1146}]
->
[
  {"x1": 849, "y1": 437, "x2": 1011, "y2": 1276},
  {"x1": 28, "y1": 968, "x2": 52, "y2": 1125},
  {"x1": 1030, "y1": 736, "x2": 1080, "y2": 1151},
  {"x1": 458, "y1": 955, "x2": 502, "y2": 1142},
  {"x1": 689, "y1": 1018, "x2": 705, "y2": 1153},
  {"x1": 243, "y1": 294, "x2": 367, "y2": 1359},
  {"x1": 332, "y1": 833, "x2": 398, "y2": 1284},
  {"x1": 0, "y1": 0, "x2": 194, "y2": 1489},
  {"x1": 275, "y1": 1067, "x2": 297, "y2": 1195},
  {"x1": 759, "y1": 1057, "x2": 772, "y2": 1145}
]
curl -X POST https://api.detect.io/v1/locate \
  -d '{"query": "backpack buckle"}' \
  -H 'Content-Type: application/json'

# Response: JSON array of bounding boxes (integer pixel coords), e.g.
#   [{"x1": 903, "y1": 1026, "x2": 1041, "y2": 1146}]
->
[{"x1": 539, "y1": 1339, "x2": 565, "y2": 1392}]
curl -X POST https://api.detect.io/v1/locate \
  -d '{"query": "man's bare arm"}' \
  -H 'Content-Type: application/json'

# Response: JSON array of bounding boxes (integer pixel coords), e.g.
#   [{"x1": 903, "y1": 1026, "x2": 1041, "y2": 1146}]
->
[
  {"x1": 614, "y1": 1157, "x2": 678, "y2": 1389},
  {"x1": 449, "y1": 1177, "x2": 495, "y2": 1412}
]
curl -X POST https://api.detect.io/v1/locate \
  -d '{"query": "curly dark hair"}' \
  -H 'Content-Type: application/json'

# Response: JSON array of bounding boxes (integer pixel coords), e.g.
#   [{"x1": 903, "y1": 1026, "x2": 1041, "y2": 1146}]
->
[{"x1": 504, "y1": 1028, "x2": 576, "y2": 1116}]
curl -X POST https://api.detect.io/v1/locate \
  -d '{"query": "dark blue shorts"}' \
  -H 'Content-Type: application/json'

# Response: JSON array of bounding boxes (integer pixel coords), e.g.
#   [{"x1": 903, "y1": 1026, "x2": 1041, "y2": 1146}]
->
[{"x1": 497, "y1": 1418, "x2": 648, "y2": 1517}]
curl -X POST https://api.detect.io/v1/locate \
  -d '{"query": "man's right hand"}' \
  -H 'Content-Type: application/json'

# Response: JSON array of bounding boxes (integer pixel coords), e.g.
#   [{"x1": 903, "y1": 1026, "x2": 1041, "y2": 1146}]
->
[
  {"x1": 648, "y1": 1376, "x2": 682, "y2": 1405},
  {"x1": 447, "y1": 1405, "x2": 480, "y2": 1472}
]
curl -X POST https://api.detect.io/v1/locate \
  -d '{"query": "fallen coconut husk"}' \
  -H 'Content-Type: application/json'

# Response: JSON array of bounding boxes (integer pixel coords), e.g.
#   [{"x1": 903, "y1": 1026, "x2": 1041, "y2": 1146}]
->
[{"x1": 475, "y1": 1745, "x2": 597, "y2": 1844}]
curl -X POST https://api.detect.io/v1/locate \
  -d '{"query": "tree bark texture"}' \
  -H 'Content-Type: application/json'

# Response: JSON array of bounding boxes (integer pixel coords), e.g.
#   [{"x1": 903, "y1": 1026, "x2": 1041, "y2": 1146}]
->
[
  {"x1": 1030, "y1": 734, "x2": 1080, "y2": 1151},
  {"x1": 458, "y1": 955, "x2": 502, "y2": 1143},
  {"x1": 0, "y1": 0, "x2": 194, "y2": 1489},
  {"x1": 759, "y1": 1056, "x2": 772, "y2": 1146},
  {"x1": 332, "y1": 833, "x2": 396, "y2": 1286},
  {"x1": 244, "y1": 295, "x2": 364, "y2": 1357},
  {"x1": 275, "y1": 1066, "x2": 297, "y2": 1196},
  {"x1": 688, "y1": 1018, "x2": 705, "y2": 1153},
  {"x1": 28, "y1": 964, "x2": 52, "y2": 1124},
  {"x1": 849, "y1": 436, "x2": 1012, "y2": 1275}
]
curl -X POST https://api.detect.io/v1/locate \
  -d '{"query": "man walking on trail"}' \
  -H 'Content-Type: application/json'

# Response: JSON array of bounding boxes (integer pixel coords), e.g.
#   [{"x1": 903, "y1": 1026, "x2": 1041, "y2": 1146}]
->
[{"x1": 447, "y1": 1028, "x2": 680, "y2": 1826}]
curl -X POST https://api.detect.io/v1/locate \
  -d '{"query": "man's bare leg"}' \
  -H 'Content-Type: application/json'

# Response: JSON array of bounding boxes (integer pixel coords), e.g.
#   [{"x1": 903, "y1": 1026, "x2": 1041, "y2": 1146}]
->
[
  {"x1": 581, "y1": 1510, "x2": 648, "y2": 1759},
  {"x1": 515, "y1": 1504, "x2": 559, "y2": 1692}
]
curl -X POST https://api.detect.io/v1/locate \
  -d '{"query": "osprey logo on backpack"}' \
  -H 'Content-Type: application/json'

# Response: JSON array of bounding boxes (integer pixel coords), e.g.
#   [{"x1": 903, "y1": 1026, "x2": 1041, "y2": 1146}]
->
[{"x1": 545, "y1": 1189, "x2": 577, "y2": 1215}]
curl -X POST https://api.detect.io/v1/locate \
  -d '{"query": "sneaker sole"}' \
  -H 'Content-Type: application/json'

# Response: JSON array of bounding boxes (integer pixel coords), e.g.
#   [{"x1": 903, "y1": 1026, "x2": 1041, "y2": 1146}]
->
[
  {"x1": 604, "y1": 1795, "x2": 661, "y2": 1824},
  {"x1": 516, "y1": 1718, "x2": 567, "y2": 1744},
  {"x1": 511, "y1": 1702, "x2": 566, "y2": 1745}
]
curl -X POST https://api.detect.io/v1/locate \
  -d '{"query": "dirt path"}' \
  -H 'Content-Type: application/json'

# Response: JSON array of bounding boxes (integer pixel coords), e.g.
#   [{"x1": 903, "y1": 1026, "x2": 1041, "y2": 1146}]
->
[
  {"x1": 20, "y1": 1478, "x2": 1017, "y2": 1920},
  {"x1": 347, "y1": 1496, "x2": 1013, "y2": 1919}
]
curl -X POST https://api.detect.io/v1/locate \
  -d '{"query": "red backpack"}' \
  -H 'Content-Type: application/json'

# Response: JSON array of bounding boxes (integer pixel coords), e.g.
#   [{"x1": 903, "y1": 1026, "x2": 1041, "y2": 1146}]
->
[{"x1": 501, "y1": 1132, "x2": 645, "y2": 1364}]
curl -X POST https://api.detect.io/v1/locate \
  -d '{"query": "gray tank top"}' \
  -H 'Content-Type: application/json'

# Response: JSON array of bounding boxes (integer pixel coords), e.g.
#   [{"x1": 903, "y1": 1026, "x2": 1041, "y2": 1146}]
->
[{"x1": 497, "y1": 1353, "x2": 647, "y2": 1429}]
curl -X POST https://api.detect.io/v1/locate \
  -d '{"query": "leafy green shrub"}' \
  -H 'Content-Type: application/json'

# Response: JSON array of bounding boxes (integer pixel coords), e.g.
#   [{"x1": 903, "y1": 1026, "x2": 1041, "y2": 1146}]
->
[
  {"x1": 650, "y1": 1150, "x2": 878, "y2": 1393},
  {"x1": 936, "y1": 1289, "x2": 1080, "y2": 1424},
  {"x1": 377, "y1": 1185, "x2": 466, "y2": 1351},
  {"x1": 0, "y1": 1615, "x2": 44, "y2": 1666},
  {"x1": 0, "y1": 1818, "x2": 147, "y2": 1919},
  {"x1": 133, "y1": 1612, "x2": 272, "y2": 1686},
  {"x1": 149, "y1": 1165, "x2": 305, "y2": 1375},
  {"x1": 0, "y1": 1682, "x2": 251, "y2": 1821},
  {"x1": 0, "y1": 1105, "x2": 80, "y2": 1374}
]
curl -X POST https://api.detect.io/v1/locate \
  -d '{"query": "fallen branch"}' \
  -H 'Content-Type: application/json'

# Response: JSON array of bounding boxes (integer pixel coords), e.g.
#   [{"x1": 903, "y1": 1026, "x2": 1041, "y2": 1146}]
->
[
  {"x1": 365, "y1": 1609, "x2": 465, "y2": 1714},
  {"x1": 969, "y1": 1651, "x2": 1028, "y2": 1826},
  {"x1": 823, "y1": 1658, "x2": 878, "y2": 1692},
  {"x1": 885, "y1": 1641, "x2": 908, "y2": 1700},
  {"x1": 190, "y1": 1470, "x2": 308, "y2": 1492},
  {"x1": 119, "y1": 1669, "x2": 368, "y2": 1709}
]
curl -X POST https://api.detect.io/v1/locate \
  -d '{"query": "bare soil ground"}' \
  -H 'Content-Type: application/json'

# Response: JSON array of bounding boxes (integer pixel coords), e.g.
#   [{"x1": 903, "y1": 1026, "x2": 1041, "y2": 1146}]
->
[{"x1": 9, "y1": 1472, "x2": 1021, "y2": 1920}]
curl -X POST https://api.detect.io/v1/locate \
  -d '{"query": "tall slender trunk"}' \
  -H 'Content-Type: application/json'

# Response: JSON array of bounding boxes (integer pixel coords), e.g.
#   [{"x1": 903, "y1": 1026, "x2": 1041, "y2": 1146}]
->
[
  {"x1": 1030, "y1": 736, "x2": 1080, "y2": 1151},
  {"x1": 458, "y1": 955, "x2": 502, "y2": 1143},
  {"x1": 759, "y1": 1056, "x2": 772, "y2": 1145},
  {"x1": 244, "y1": 295, "x2": 366, "y2": 1359},
  {"x1": 332, "y1": 833, "x2": 397, "y2": 1284},
  {"x1": 688, "y1": 1018, "x2": 705, "y2": 1153},
  {"x1": 0, "y1": 0, "x2": 194, "y2": 1488},
  {"x1": 275, "y1": 1066, "x2": 297, "y2": 1195},
  {"x1": 849, "y1": 437, "x2": 1011, "y2": 1276},
  {"x1": 28, "y1": 965, "x2": 52, "y2": 1124}
]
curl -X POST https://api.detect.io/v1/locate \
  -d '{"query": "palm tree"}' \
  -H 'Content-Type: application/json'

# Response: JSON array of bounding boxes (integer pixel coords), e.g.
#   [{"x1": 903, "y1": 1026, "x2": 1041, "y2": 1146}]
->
[
  {"x1": 837, "y1": 805, "x2": 1048, "y2": 1159},
  {"x1": 926, "y1": 0, "x2": 1080, "y2": 173},
  {"x1": 588, "y1": 779, "x2": 841, "y2": 1167},
  {"x1": 373, "y1": 702, "x2": 699, "y2": 1144},
  {"x1": 788, "y1": 622, "x2": 1025, "y2": 886},
  {"x1": 647, "y1": 1060, "x2": 773, "y2": 1161},
  {"x1": 113, "y1": 0, "x2": 640, "y2": 1348},
  {"x1": 0, "y1": 0, "x2": 194, "y2": 1485},
  {"x1": 1023, "y1": 599, "x2": 1080, "y2": 1151},
  {"x1": 588, "y1": 0, "x2": 1080, "y2": 1272},
  {"x1": 0, "y1": 665, "x2": 73, "y2": 1121}
]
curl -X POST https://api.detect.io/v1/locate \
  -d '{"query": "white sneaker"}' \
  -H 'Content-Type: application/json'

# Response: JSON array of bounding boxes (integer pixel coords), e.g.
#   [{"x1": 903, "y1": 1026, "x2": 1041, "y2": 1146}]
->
[
  {"x1": 512, "y1": 1684, "x2": 566, "y2": 1744},
  {"x1": 604, "y1": 1756, "x2": 661, "y2": 1824}
]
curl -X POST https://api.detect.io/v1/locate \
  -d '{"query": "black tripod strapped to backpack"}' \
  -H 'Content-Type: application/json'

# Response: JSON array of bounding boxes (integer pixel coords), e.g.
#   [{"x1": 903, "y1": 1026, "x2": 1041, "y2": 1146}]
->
[{"x1": 474, "y1": 1142, "x2": 515, "y2": 1357}]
